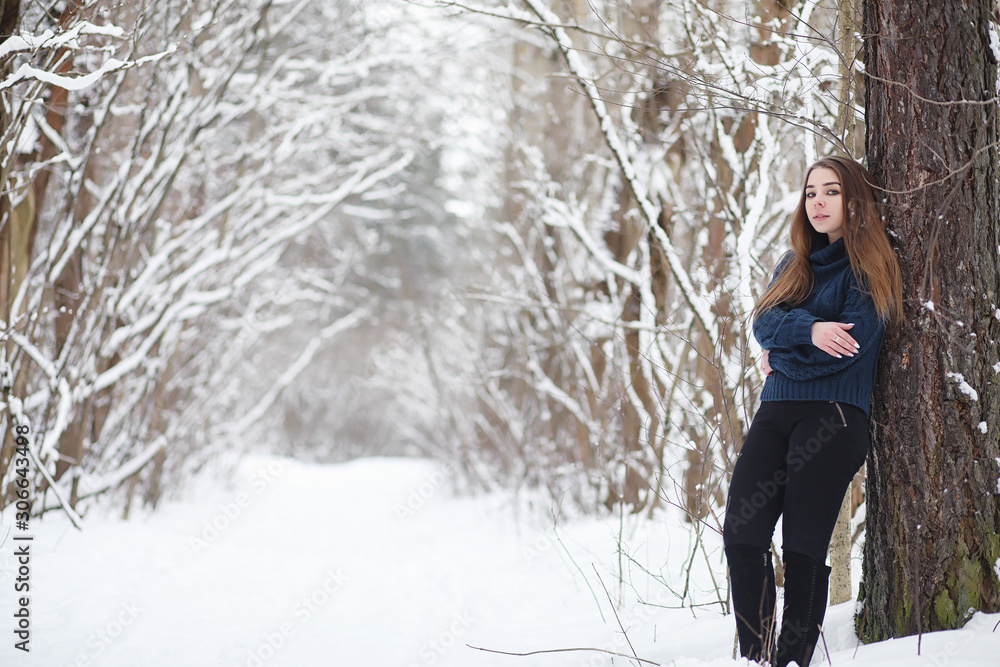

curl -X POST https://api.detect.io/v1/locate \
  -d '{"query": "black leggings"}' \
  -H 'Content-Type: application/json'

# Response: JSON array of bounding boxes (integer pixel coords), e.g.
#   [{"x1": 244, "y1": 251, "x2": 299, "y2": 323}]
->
[{"x1": 723, "y1": 400, "x2": 869, "y2": 565}]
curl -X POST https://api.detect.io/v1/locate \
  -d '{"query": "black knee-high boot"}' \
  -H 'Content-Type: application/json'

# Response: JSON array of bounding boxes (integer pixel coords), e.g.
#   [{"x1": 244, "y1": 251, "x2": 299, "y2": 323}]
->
[
  {"x1": 774, "y1": 551, "x2": 831, "y2": 667},
  {"x1": 726, "y1": 545, "x2": 777, "y2": 663}
]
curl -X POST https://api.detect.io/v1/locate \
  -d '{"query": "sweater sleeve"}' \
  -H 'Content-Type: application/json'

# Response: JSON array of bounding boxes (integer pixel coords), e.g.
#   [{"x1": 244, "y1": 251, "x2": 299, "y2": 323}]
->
[
  {"x1": 753, "y1": 307, "x2": 822, "y2": 350},
  {"x1": 752, "y1": 251, "x2": 822, "y2": 349},
  {"x1": 766, "y1": 277, "x2": 884, "y2": 381}
]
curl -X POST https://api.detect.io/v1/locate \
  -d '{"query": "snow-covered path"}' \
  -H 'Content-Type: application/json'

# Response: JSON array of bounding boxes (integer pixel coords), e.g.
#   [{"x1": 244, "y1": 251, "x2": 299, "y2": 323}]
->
[{"x1": 0, "y1": 456, "x2": 997, "y2": 666}]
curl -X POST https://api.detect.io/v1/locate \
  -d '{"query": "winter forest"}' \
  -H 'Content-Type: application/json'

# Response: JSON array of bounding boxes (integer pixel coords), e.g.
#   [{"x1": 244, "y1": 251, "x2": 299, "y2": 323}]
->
[{"x1": 0, "y1": 0, "x2": 999, "y2": 665}]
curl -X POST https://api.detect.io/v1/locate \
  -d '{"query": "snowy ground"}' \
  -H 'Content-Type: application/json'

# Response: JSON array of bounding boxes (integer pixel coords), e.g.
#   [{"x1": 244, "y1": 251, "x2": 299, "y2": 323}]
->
[{"x1": 0, "y1": 456, "x2": 997, "y2": 666}]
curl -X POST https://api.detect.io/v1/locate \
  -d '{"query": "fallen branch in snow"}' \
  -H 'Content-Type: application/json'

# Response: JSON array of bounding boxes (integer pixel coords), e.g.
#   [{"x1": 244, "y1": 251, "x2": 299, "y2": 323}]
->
[{"x1": 465, "y1": 644, "x2": 661, "y2": 665}]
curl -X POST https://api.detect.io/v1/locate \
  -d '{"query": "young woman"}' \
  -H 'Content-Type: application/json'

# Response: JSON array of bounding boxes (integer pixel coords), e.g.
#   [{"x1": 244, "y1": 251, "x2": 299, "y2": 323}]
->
[{"x1": 723, "y1": 156, "x2": 902, "y2": 666}]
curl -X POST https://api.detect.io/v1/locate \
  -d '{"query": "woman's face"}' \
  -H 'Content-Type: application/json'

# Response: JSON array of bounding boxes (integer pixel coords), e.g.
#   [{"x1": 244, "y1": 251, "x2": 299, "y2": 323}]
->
[{"x1": 804, "y1": 167, "x2": 844, "y2": 242}]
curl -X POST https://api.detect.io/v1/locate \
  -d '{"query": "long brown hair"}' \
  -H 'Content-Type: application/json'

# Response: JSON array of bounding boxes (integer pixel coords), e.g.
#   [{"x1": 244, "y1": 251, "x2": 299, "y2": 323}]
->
[{"x1": 752, "y1": 156, "x2": 903, "y2": 325}]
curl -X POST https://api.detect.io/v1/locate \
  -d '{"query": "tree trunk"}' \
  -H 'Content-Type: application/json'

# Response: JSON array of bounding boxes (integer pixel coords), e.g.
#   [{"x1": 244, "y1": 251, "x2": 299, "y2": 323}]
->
[
  {"x1": 858, "y1": 0, "x2": 1000, "y2": 641},
  {"x1": 47, "y1": 1, "x2": 89, "y2": 493},
  {"x1": 0, "y1": 0, "x2": 21, "y2": 504},
  {"x1": 0, "y1": 0, "x2": 21, "y2": 322}
]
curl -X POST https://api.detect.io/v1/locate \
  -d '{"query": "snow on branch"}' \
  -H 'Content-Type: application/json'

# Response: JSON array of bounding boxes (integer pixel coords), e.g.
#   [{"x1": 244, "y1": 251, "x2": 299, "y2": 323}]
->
[
  {"x1": 225, "y1": 305, "x2": 374, "y2": 439},
  {"x1": 0, "y1": 22, "x2": 173, "y2": 92},
  {"x1": 521, "y1": 0, "x2": 719, "y2": 350},
  {"x1": 539, "y1": 194, "x2": 642, "y2": 285},
  {"x1": 5, "y1": 397, "x2": 83, "y2": 529},
  {"x1": 72, "y1": 436, "x2": 167, "y2": 504},
  {"x1": 0, "y1": 21, "x2": 125, "y2": 59}
]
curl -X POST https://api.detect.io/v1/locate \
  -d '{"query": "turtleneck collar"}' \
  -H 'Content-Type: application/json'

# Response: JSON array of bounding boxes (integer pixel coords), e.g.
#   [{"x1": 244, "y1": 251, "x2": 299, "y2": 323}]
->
[{"x1": 811, "y1": 236, "x2": 846, "y2": 267}]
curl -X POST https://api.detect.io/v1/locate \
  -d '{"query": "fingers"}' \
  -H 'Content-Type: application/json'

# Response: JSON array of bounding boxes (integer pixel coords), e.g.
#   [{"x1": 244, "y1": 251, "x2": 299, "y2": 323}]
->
[
  {"x1": 829, "y1": 338, "x2": 856, "y2": 357},
  {"x1": 812, "y1": 321, "x2": 860, "y2": 358},
  {"x1": 823, "y1": 339, "x2": 854, "y2": 358},
  {"x1": 831, "y1": 323, "x2": 859, "y2": 356}
]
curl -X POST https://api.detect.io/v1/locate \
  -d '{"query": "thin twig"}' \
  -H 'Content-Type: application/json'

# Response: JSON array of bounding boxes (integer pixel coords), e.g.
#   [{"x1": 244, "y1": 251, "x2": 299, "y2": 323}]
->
[
  {"x1": 466, "y1": 643, "x2": 662, "y2": 665},
  {"x1": 593, "y1": 563, "x2": 644, "y2": 667},
  {"x1": 414, "y1": 0, "x2": 664, "y2": 52},
  {"x1": 820, "y1": 625, "x2": 832, "y2": 664},
  {"x1": 551, "y1": 517, "x2": 606, "y2": 622}
]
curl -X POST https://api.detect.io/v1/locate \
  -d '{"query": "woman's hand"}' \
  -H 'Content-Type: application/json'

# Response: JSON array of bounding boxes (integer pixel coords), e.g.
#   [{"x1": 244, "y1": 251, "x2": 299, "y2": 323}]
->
[
  {"x1": 761, "y1": 349, "x2": 772, "y2": 376},
  {"x1": 811, "y1": 321, "x2": 859, "y2": 358}
]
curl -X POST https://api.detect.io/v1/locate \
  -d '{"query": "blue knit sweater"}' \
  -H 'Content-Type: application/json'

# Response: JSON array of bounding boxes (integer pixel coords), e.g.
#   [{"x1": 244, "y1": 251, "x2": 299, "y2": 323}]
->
[{"x1": 753, "y1": 236, "x2": 885, "y2": 415}]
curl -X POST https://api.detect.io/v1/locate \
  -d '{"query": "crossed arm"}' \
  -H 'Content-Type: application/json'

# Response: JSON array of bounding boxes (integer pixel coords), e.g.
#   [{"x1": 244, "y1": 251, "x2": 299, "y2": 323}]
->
[
  {"x1": 754, "y1": 281, "x2": 882, "y2": 381},
  {"x1": 760, "y1": 320, "x2": 858, "y2": 376}
]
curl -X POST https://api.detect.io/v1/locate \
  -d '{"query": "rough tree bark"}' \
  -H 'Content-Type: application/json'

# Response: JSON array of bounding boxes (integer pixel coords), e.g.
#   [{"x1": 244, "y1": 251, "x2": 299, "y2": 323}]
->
[{"x1": 858, "y1": 0, "x2": 1000, "y2": 640}]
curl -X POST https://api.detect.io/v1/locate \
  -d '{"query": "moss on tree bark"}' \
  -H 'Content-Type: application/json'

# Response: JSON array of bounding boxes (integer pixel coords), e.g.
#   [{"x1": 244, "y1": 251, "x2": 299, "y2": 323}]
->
[{"x1": 857, "y1": 0, "x2": 1000, "y2": 642}]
